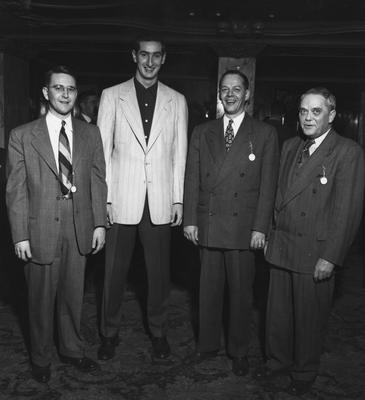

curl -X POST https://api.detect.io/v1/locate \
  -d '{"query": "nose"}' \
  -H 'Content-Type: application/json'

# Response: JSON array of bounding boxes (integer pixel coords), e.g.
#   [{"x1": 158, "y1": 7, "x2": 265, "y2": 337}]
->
[
  {"x1": 305, "y1": 111, "x2": 312, "y2": 120},
  {"x1": 147, "y1": 54, "x2": 153, "y2": 66},
  {"x1": 62, "y1": 88, "x2": 70, "y2": 98}
]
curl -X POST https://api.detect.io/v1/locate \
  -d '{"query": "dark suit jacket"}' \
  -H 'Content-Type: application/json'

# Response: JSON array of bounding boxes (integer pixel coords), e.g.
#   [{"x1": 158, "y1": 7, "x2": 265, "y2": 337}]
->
[
  {"x1": 184, "y1": 114, "x2": 279, "y2": 249},
  {"x1": 265, "y1": 129, "x2": 365, "y2": 273},
  {"x1": 6, "y1": 117, "x2": 107, "y2": 265}
]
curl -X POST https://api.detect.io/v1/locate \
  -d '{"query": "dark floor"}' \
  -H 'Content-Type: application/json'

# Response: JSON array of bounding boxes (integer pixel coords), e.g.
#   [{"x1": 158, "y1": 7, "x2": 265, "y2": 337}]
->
[{"x1": 1, "y1": 237, "x2": 365, "y2": 400}]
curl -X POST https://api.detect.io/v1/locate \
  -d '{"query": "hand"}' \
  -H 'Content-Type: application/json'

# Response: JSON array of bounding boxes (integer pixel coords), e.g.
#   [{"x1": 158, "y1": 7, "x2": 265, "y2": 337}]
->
[
  {"x1": 107, "y1": 203, "x2": 114, "y2": 226},
  {"x1": 91, "y1": 227, "x2": 106, "y2": 254},
  {"x1": 184, "y1": 225, "x2": 199, "y2": 245},
  {"x1": 14, "y1": 240, "x2": 32, "y2": 261},
  {"x1": 250, "y1": 231, "x2": 266, "y2": 250},
  {"x1": 313, "y1": 258, "x2": 335, "y2": 282},
  {"x1": 170, "y1": 203, "x2": 183, "y2": 227}
]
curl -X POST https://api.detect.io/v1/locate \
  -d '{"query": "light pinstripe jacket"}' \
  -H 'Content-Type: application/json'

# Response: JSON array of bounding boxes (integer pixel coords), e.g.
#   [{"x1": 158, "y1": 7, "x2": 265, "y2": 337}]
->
[
  {"x1": 265, "y1": 129, "x2": 365, "y2": 273},
  {"x1": 97, "y1": 78, "x2": 188, "y2": 225}
]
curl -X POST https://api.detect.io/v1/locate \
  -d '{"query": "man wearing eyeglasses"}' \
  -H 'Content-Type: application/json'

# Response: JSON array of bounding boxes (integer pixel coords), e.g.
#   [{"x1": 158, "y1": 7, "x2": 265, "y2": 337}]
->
[
  {"x1": 6, "y1": 65, "x2": 107, "y2": 383},
  {"x1": 183, "y1": 70, "x2": 279, "y2": 376}
]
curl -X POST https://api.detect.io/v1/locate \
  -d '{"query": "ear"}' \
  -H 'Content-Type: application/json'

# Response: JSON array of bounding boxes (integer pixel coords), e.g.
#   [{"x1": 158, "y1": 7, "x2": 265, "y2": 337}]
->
[
  {"x1": 244, "y1": 89, "x2": 250, "y2": 102},
  {"x1": 329, "y1": 109, "x2": 336, "y2": 124},
  {"x1": 161, "y1": 53, "x2": 166, "y2": 65},
  {"x1": 132, "y1": 49, "x2": 137, "y2": 63},
  {"x1": 42, "y1": 86, "x2": 49, "y2": 101}
]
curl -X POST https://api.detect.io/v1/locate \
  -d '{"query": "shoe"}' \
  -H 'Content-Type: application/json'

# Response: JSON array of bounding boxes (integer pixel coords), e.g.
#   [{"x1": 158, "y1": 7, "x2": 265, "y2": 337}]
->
[
  {"x1": 151, "y1": 336, "x2": 171, "y2": 359},
  {"x1": 31, "y1": 363, "x2": 51, "y2": 383},
  {"x1": 253, "y1": 365, "x2": 289, "y2": 380},
  {"x1": 232, "y1": 357, "x2": 249, "y2": 376},
  {"x1": 98, "y1": 335, "x2": 119, "y2": 360},
  {"x1": 188, "y1": 350, "x2": 218, "y2": 364},
  {"x1": 59, "y1": 355, "x2": 100, "y2": 372},
  {"x1": 286, "y1": 379, "x2": 313, "y2": 396}
]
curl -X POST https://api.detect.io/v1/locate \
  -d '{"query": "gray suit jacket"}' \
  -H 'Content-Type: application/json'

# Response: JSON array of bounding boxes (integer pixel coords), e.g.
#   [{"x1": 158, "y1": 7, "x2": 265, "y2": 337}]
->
[
  {"x1": 265, "y1": 129, "x2": 365, "y2": 273},
  {"x1": 184, "y1": 115, "x2": 279, "y2": 249},
  {"x1": 6, "y1": 117, "x2": 107, "y2": 264}
]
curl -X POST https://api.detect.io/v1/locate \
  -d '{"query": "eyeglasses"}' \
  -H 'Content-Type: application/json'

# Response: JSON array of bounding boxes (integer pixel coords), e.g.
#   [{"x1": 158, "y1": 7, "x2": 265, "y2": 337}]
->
[{"x1": 48, "y1": 85, "x2": 77, "y2": 95}]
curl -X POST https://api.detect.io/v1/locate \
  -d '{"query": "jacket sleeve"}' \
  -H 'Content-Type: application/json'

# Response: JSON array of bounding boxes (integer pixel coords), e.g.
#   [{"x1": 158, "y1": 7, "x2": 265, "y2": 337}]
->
[
  {"x1": 252, "y1": 125, "x2": 280, "y2": 235},
  {"x1": 6, "y1": 128, "x2": 29, "y2": 244}
]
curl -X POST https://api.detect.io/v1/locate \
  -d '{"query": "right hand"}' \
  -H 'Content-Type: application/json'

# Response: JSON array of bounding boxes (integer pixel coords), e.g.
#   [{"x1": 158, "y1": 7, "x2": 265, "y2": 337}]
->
[
  {"x1": 107, "y1": 203, "x2": 114, "y2": 226},
  {"x1": 183, "y1": 225, "x2": 199, "y2": 246},
  {"x1": 15, "y1": 240, "x2": 32, "y2": 261}
]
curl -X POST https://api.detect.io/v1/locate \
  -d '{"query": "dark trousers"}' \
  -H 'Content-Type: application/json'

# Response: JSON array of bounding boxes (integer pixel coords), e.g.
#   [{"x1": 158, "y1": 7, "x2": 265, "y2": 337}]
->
[
  {"x1": 265, "y1": 266, "x2": 334, "y2": 381},
  {"x1": 198, "y1": 247, "x2": 255, "y2": 357},
  {"x1": 24, "y1": 199, "x2": 86, "y2": 367},
  {"x1": 101, "y1": 201, "x2": 171, "y2": 339}
]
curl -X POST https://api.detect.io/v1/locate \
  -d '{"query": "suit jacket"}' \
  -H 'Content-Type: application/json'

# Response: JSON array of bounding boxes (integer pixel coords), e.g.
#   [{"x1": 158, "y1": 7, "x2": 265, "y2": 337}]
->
[
  {"x1": 184, "y1": 115, "x2": 279, "y2": 249},
  {"x1": 6, "y1": 117, "x2": 107, "y2": 265},
  {"x1": 97, "y1": 78, "x2": 188, "y2": 225},
  {"x1": 265, "y1": 129, "x2": 365, "y2": 273}
]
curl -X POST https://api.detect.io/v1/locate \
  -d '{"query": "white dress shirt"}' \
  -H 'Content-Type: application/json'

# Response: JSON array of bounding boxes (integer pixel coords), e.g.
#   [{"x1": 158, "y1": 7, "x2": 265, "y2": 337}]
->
[
  {"x1": 46, "y1": 112, "x2": 73, "y2": 171},
  {"x1": 309, "y1": 128, "x2": 330, "y2": 156},
  {"x1": 223, "y1": 111, "x2": 245, "y2": 138}
]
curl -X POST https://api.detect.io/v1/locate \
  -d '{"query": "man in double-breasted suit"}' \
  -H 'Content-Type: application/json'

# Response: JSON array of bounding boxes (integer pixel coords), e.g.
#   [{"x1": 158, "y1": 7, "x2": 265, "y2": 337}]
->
[
  {"x1": 184, "y1": 70, "x2": 279, "y2": 376},
  {"x1": 97, "y1": 38, "x2": 188, "y2": 361},
  {"x1": 6, "y1": 65, "x2": 107, "y2": 382},
  {"x1": 258, "y1": 87, "x2": 365, "y2": 396}
]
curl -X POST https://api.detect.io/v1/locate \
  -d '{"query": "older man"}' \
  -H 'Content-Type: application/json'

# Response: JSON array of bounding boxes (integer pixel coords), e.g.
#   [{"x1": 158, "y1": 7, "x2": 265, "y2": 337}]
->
[
  {"x1": 184, "y1": 69, "x2": 279, "y2": 376},
  {"x1": 257, "y1": 87, "x2": 365, "y2": 396}
]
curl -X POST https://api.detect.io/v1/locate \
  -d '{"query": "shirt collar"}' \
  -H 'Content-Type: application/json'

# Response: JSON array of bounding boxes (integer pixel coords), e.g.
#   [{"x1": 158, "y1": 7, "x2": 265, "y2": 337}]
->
[
  {"x1": 46, "y1": 111, "x2": 73, "y2": 130},
  {"x1": 134, "y1": 77, "x2": 158, "y2": 93},
  {"x1": 223, "y1": 111, "x2": 245, "y2": 128},
  {"x1": 313, "y1": 128, "x2": 331, "y2": 146}
]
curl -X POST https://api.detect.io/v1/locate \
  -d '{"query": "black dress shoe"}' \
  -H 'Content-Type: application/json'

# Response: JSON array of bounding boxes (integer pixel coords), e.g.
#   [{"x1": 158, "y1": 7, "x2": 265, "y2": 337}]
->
[
  {"x1": 232, "y1": 357, "x2": 249, "y2": 376},
  {"x1": 31, "y1": 363, "x2": 51, "y2": 383},
  {"x1": 98, "y1": 335, "x2": 120, "y2": 360},
  {"x1": 253, "y1": 365, "x2": 289, "y2": 380},
  {"x1": 151, "y1": 336, "x2": 171, "y2": 359},
  {"x1": 286, "y1": 379, "x2": 313, "y2": 396},
  {"x1": 59, "y1": 355, "x2": 100, "y2": 372}
]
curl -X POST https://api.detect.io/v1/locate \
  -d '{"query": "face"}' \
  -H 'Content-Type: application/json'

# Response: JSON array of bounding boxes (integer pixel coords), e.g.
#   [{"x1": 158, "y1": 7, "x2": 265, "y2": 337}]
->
[
  {"x1": 42, "y1": 73, "x2": 77, "y2": 119},
  {"x1": 80, "y1": 95, "x2": 99, "y2": 118},
  {"x1": 132, "y1": 41, "x2": 166, "y2": 86},
  {"x1": 219, "y1": 74, "x2": 250, "y2": 118},
  {"x1": 299, "y1": 94, "x2": 336, "y2": 139}
]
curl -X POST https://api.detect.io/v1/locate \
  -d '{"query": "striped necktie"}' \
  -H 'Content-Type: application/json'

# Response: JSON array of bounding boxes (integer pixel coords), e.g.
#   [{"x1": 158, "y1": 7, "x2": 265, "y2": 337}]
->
[
  {"x1": 297, "y1": 139, "x2": 315, "y2": 167},
  {"x1": 224, "y1": 119, "x2": 234, "y2": 151},
  {"x1": 58, "y1": 120, "x2": 73, "y2": 195}
]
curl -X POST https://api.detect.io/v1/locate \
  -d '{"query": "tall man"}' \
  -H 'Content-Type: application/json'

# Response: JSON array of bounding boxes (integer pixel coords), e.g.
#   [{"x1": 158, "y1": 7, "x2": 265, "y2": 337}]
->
[
  {"x1": 97, "y1": 38, "x2": 188, "y2": 360},
  {"x1": 6, "y1": 65, "x2": 107, "y2": 383},
  {"x1": 259, "y1": 87, "x2": 365, "y2": 396},
  {"x1": 184, "y1": 70, "x2": 279, "y2": 376}
]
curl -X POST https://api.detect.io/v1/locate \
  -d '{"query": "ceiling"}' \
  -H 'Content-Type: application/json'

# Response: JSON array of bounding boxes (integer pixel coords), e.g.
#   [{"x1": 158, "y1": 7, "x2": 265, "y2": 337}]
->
[{"x1": 0, "y1": 0, "x2": 365, "y2": 89}]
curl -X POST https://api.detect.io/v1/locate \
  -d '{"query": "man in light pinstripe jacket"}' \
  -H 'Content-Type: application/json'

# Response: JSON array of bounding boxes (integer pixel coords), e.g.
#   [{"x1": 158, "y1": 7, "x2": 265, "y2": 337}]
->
[{"x1": 97, "y1": 37, "x2": 188, "y2": 361}]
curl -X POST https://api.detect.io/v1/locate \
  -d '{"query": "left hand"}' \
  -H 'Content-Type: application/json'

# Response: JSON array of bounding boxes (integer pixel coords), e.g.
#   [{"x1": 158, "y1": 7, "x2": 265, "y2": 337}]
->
[
  {"x1": 91, "y1": 226, "x2": 106, "y2": 254},
  {"x1": 170, "y1": 203, "x2": 183, "y2": 227},
  {"x1": 250, "y1": 231, "x2": 266, "y2": 250},
  {"x1": 313, "y1": 258, "x2": 335, "y2": 282}
]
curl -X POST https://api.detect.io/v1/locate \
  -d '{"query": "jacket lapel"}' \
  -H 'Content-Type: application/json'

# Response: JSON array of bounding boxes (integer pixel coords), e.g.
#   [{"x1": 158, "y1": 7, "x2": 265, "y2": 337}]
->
[
  {"x1": 279, "y1": 130, "x2": 337, "y2": 209},
  {"x1": 204, "y1": 118, "x2": 226, "y2": 176},
  {"x1": 71, "y1": 117, "x2": 87, "y2": 170},
  {"x1": 119, "y1": 79, "x2": 146, "y2": 152},
  {"x1": 31, "y1": 118, "x2": 58, "y2": 176}
]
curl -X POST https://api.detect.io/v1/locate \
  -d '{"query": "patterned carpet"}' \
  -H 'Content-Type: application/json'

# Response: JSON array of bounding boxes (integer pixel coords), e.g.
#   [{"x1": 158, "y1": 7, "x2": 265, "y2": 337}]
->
[{"x1": 1, "y1": 269, "x2": 365, "y2": 400}]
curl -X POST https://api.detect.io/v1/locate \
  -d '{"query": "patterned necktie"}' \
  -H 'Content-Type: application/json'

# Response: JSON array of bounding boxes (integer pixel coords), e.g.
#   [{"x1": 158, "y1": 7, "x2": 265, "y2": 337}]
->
[
  {"x1": 298, "y1": 139, "x2": 315, "y2": 167},
  {"x1": 58, "y1": 120, "x2": 73, "y2": 195},
  {"x1": 224, "y1": 119, "x2": 234, "y2": 152}
]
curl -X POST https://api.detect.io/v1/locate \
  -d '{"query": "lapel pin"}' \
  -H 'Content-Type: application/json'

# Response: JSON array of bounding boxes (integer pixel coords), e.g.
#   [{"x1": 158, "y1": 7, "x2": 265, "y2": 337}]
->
[
  {"x1": 320, "y1": 165, "x2": 327, "y2": 185},
  {"x1": 70, "y1": 185, "x2": 77, "y2": 193},
  {"x1": 248, "y1": 141, "x2": 255, "y2": 161}
]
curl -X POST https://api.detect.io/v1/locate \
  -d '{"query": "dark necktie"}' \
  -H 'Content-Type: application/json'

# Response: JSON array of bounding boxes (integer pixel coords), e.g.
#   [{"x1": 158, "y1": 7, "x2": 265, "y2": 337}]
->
[
  {"x1": 58, "y1": 120, "x2": 73, "y2": 195},
  {"x1": 298, "y1": 139, "x2": 315, "y2": 167},
  {"x1": 224, "y1": 119, "x2": 234, "y2": 152}
]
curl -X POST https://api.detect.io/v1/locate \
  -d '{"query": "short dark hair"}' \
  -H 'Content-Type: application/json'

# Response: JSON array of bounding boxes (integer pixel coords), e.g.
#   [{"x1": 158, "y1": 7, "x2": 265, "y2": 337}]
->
[
  {"x1": 78, "y1": 89, "x2": 98, "y2": 104},
  {"x1": 219, "y1": 69, "x2": 249, "y2": 90},
  {"x1": 300, "y1": 87, "x2": 336, "y2": 111},
  {"x1": 133, "y1": 36, "x2": 166, "y2": 54},
  {"x1": 44, "y1": 65, "x2": 77, "y2": 87}
]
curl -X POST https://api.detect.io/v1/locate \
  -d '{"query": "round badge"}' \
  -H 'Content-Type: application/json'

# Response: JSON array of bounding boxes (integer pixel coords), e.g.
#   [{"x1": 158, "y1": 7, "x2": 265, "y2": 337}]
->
[
  {"x1": 70, "y1": 185, "x2": 77, "y2": 193},
  {"x1": 320, "y1": 177, "x2": 327, "y2": 185},
  {"x1": 249, "y1": 153, "x2": 256, "y2": 161}
]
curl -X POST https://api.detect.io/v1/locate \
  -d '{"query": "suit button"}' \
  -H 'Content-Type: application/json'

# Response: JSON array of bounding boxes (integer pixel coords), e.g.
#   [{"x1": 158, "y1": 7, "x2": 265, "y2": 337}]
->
[
  {"x1": 233, "y1": 212, "x2": 238, "y2": 216},
  {"x1": 206, "y1": 173, "x2": 210, "y2": 177},
  {"x1": 209, "y1": 212, "x2": 214, "y2": 216},
  {"x1": 240, "y1": 173, "x2": 244, "y2": 177},
  {"x1": 297, "y1": 232, "x2": 303, "y2": 237},
  {"x1": 300, "y1": 212, "x2": 306, "y2": 216},
  {"x1": 313, "y1": 189, "x2": 317, "y2": 194},
  {"x1": 56, "y1": 196, "x2": 61, "y2": 200},
  {"x1": 210, "y1": 192, "x2": 215, "y2": 197},
  {"x1": 55, "y1": 217, "x2": 59, "y2": 222},
  {"x1": 234, "y1": 192, "x2": 238, "y2": 198}
]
